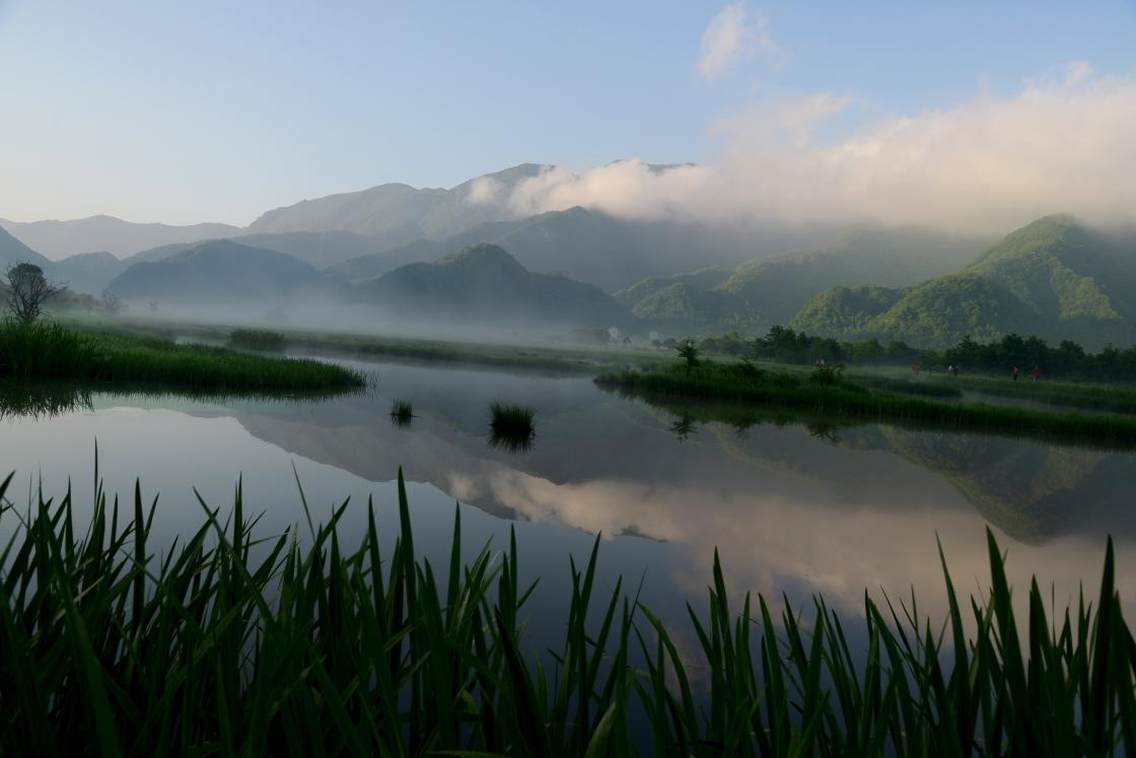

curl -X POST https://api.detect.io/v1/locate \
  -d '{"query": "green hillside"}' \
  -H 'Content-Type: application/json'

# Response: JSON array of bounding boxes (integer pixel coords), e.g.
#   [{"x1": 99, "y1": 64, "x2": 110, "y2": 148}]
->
[
  {"x1": 612, "y1": 225, "x2": 987, "y2": 333},
  {"x1": 613, "y1": 265, "x2": 734, "y2": 306},
  {"x1": 793, "y1": 216, "x2": 1136, "y2": 348},
  {"x1": 626, "y1": 281, "x2": 744, "y2": 325},
  {"x1": 715, "y1": 226, "x2": 988, "y2": 325},
  {"x1": 790, "y1": 286, "x2": 904, "y2": 334}
]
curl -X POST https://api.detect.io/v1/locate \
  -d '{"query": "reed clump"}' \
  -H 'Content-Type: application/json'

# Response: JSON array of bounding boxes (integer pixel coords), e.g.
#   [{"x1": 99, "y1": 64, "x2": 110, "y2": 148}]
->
[
  {"x1": 390, "y1": 399, "x2": 414, "y2": 425},
  {"x1": 0, "y1": 468, "x2": 1133, "y2": 755},
  {"x1": 490, "y1": 401, "x2": 535, "y2": 437}
]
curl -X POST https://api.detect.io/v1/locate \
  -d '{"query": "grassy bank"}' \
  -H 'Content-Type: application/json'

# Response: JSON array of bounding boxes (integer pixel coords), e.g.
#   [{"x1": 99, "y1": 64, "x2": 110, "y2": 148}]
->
[
  {"x1": 70, "y1": 315, "x2": 666, "y2": 374},
  {"x1": 928, "y1": 372, "x2": 1136, "y2": 415},
  {"x1": 0, "y1": 469, "x2": 1132, "y2": 755},
  {"x1": 228, "y1": 327, "x2": 287, "y2": 352},
  {"x1": 0, "y1": 321, "x2": 364, "y2": 394},
  {"x1": 597, "y1": 362, "x2": 1136, "y2": 447}
]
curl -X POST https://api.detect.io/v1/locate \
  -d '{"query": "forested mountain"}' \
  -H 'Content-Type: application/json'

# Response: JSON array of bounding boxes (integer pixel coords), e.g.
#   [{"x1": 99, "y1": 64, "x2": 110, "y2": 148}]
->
[
  {"x1": 357, "y1": 244, "x2": 629, "y2": 329},
  {"x1": 715, "y1": 227, "x2": 989, "y2": 325},
  {"x1": 613, "y1": 226, "x2": 989, "y2": 332},
  {"x1": 792, "y1": 216, "x2": 1136, "y2": 348}
]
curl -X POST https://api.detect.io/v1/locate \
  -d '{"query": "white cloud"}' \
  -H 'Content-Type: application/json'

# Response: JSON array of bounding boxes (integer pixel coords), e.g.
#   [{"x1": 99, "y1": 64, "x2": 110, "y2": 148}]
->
[
  {"x1": 503, "y1": 161, "x2": 715, "y2": 221},
  {"x1": 485, "y1": 69, "x2": 1136, "y2": 233},
  {"x1": 696, "y1": 3, "x2": 775, "y2": 79},
  {"x1": 465, "y1": 176, "x2": 503, "y2": 205}
]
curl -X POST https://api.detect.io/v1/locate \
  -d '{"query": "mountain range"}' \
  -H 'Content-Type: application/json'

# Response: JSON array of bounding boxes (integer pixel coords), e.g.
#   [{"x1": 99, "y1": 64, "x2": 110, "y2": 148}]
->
[
  {"x1": 103, "y1": 238, "x2": 630, "y2": 330},
  {"x1": 5, "y1": 162, "x2": 1136, "y2": 347},
  {"x1": 0, "y1": 215, "x2": 241, "y2": 260}
]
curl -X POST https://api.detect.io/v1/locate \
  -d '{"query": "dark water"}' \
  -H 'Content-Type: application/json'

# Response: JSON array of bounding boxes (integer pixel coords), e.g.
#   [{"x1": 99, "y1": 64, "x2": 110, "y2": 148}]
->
[{"x1": 1, "y1": 356, "x2": 1134, "y2": 652}]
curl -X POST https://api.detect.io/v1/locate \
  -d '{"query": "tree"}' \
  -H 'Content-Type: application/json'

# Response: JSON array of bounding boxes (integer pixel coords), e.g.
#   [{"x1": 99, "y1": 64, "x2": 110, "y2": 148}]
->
[
  {"x1": 6, "y1": 263, "x2": 62, "y2": 324},
  {"x1": 102, "y1": 292, "x2": 124, "y2": 316},
  {"x1": 675, "y1": 339, "x2": 701, "y2": 370}
]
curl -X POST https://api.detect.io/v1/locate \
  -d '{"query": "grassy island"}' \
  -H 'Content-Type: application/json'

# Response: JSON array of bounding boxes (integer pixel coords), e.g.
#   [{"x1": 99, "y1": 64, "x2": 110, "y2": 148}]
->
[
  {"x1": 597, "y1": 361, "x2": 1136, "y2": 447},
  {"x1": 0, "y1": 321, "x2": 364, "y2": 394},
  {"x1": 0, "y1": 469, "x2": 1132, "y2": 754}
]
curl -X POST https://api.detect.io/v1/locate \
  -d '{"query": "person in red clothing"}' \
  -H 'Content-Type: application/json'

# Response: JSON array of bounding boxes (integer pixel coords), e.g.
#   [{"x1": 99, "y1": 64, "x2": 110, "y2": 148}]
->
[{"x1": 1031, "y1": 365, "x2": 1042, "y2": 382}]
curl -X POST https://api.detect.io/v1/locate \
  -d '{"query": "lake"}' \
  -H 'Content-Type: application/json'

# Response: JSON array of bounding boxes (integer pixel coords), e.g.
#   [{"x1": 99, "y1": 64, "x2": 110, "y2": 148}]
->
[{"x1": 1, "y1": 354, "x2": 1133, "y2": 658}]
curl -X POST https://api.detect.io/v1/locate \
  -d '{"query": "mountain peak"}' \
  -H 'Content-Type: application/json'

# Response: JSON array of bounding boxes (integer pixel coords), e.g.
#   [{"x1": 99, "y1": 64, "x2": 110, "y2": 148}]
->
[
  {"x1": 976, "y1": 213, "x2": 1091, "y2": 267},
  {"x1": 440, "y1": 243, "x2": 524, "y2": 270}
]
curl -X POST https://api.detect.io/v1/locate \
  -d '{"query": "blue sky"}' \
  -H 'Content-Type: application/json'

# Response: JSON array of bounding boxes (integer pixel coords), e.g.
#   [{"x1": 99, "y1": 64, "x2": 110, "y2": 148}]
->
[{"x1": 1, "y1": 0, "x2": 1134, "y2": 225}]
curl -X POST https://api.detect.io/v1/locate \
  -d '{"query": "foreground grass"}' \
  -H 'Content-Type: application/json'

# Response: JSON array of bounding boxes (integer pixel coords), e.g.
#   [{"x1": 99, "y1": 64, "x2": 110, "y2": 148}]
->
[
  {"x1": 0, "y1": 469, "x2": 1132, "y2": 755},
  {"x1": 597, "y1": 362, "x2": 1136, "y2": 448},
  {"x1": 0, "y1": 321, "x2": 364, "y2": 394}
]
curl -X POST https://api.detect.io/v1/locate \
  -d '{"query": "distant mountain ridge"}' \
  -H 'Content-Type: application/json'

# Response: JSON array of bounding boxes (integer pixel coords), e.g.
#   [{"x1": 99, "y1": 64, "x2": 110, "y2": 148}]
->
[
  {"x1": 0, "y1": 215, "x2": 241, "y2": 260},
  {"x1": 247, "y1": 164, "x2": 550, "y2": 239},
  {"x1": 3, "y1": 162, "x2": 841, "y2": 292}
]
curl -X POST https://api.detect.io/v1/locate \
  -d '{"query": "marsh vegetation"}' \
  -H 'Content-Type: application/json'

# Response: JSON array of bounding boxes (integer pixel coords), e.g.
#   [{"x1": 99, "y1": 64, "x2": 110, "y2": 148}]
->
[
  {"x1": 597, "y1": 361, "x2": 1136, "y2": 448},
  {"x1": 0, "y1": 321, "x2": 363, "y2": 393},
  {"x1": 0, "y1": 469, "x2": 1132, "y2": 754}
]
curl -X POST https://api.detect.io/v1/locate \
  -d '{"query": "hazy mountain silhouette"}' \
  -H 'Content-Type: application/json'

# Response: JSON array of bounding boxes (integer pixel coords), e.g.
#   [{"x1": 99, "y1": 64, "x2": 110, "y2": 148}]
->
[
  {"x1": 357, "y1": 244, "x2": 629, "y2": 329},
  {"x1": 106, "y1": 240, "x2": 318, "y2": 305},
  {"x1": 0, "y1": 215, "x2": 240, "y2": 259}
]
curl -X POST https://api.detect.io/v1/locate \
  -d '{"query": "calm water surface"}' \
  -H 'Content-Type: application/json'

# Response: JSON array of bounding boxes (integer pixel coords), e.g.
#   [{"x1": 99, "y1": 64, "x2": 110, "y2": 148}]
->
[{"x1": 1, "y1": 355, "x2": 1134, "y2": 653}]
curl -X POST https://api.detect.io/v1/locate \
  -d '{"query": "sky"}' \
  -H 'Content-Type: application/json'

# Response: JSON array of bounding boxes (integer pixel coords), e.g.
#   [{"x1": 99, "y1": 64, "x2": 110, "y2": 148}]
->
[{"x1": 1, "y1": 0, "x2": 1135, "y2": 227}]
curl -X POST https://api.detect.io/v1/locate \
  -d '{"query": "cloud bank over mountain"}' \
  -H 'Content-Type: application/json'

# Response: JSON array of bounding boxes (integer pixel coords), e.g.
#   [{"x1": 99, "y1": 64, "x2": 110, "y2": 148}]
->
[{"x1": 488, "y1": 67, "x2": 1136, "y2": 234}]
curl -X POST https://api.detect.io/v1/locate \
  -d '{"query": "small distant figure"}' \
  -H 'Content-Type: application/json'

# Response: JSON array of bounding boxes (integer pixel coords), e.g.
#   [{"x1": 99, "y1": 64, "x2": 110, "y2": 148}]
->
[
  {"x1": 1012, "y1": 365, "x2": 1020, "y2": 382},
  {"x1": 815, "y1": 357, "x2": 826, "y2": 368},
  {"x1": 911, "y1": 361, "x2": 921, "y2": 376},
  {"x1": 947, "y1": 363, "x2": 959, "y2": 377},
  {"x1": 1031, "y1": 365, "x2": 1042, "y2": 382}
]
